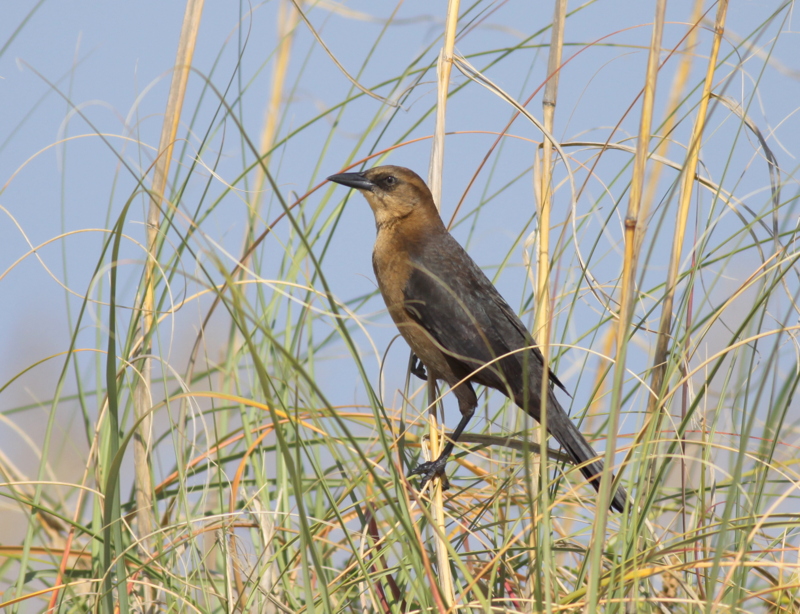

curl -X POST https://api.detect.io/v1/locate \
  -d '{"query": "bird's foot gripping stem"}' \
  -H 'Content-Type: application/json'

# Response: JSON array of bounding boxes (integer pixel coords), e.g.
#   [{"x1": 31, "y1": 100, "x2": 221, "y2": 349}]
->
[
  {"x1": 409, "y1": 412, "x2": 470, "y2": 490},
  {"x1": 408, "y1": 453, "x2": 451, "y2": 490}
]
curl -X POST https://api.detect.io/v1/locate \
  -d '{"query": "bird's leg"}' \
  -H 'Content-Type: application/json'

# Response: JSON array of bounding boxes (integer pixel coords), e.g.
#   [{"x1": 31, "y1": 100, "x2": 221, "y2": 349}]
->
[{"x1": 409, "y1": 383, "x2": 476, "y2": 486}]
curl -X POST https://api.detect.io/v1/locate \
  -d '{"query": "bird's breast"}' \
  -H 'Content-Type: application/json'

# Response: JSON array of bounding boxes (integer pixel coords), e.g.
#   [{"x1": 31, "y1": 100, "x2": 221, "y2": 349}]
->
[
  {"x1": 372, "y1": 238, "x2": 412, "y2": 326},
  {"x1": 372, "y1": 233, "x2": 452, "y2": 380}
]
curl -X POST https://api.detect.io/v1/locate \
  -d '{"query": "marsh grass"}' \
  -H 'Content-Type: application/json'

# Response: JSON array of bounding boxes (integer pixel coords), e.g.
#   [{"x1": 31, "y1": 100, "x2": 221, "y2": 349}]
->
[{"x1": 2, "y1": 1, "x2": 799, "y2": 612}]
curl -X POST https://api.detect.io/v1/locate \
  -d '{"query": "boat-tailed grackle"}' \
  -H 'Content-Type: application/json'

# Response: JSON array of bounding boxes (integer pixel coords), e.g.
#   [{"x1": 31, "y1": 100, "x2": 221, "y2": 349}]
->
[{"x1": 328, "y1": 165, "x2": 627, "y2": 512}]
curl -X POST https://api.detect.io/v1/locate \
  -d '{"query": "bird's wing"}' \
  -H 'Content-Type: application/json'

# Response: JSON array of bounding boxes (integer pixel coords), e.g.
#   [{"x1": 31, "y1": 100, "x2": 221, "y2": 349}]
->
[
  {"x1": 490, "y1": 292, "x2": 568, "y2": 393},
  {"x1": 403, "y1": 237, "x2": 565, "y2": 392}
]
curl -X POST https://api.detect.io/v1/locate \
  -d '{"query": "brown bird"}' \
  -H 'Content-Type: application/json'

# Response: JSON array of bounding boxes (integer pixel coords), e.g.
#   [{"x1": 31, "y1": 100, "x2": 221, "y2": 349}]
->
[{"x1": 328, "y1": 165, "x2": 627, "y2": 512}]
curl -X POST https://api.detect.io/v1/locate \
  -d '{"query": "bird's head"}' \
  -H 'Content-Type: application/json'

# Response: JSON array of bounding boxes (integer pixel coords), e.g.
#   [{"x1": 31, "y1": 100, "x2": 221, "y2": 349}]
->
[{"x1": 327, "y1": 165, "x2": 443, "y2": 230}]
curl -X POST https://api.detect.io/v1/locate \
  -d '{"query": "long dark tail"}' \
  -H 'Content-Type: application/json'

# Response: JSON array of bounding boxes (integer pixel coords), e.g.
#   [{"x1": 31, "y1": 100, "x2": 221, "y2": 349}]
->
[{"x1": 517, "y1": 391, "x2": 628, "y2": 513}]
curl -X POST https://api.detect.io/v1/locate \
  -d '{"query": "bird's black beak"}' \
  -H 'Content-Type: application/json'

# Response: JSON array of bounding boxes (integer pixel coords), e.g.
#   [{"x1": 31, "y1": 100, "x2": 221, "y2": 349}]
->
[{"x1": 327, "y1": 171, "x2": 375, "y2": 192}]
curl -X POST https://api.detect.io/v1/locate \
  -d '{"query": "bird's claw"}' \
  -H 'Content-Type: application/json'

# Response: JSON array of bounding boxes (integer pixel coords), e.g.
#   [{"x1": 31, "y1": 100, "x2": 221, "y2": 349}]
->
[
  {"x1": 410, "y1": 354, "x2": 427, "y2": 381},
  {"x1": 409, "y1": 458, "x2": 449, "y2": 489}
]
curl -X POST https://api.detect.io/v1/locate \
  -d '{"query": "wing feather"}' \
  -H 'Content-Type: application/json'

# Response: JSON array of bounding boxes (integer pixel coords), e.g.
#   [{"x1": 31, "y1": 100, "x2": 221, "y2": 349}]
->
[{"x1": 402, "y1": 236, "x2": 564, "y2": 394}]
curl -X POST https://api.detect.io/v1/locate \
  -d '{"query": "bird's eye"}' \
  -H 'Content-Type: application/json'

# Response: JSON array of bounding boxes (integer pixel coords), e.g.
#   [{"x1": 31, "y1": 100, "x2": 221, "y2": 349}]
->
[{"x1": 383, "y1": 176, "x2": 397, "y2": 187}]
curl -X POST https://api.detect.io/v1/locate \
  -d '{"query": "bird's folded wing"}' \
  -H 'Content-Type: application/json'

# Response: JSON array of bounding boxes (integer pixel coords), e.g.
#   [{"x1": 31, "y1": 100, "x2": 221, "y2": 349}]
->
[
  {"x1": 403, "y1": 242, "x2": 566, "y2": 393},
  {"x1": 402, "y1": 239, "x2": 526, "y2": 384},
  {"x1": 491, "y1": 289, "x2": 568, "y2": 394}
]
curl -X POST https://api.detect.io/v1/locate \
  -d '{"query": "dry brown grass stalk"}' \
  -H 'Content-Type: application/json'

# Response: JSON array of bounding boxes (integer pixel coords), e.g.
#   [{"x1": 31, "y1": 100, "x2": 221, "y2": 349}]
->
[
  {"x1": 587, "y1": 0, "x2": 666, "y2": 609},
  {"x1": 646, "y1": 0, "x2": 729, "y2": 415},
  {"x1": 526, "y1": 1, "x2": 566, "y2": 610},
  {"x1": 425, "y1": 0, "x2": 461, "y2": 607},
  {"x1": 135, "y1": 0, "x2": 205, "y2": 609}
]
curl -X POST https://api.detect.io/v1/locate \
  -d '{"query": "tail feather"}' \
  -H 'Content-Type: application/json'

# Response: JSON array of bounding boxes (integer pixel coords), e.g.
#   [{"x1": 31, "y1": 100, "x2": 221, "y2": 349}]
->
[
  {"x1": 565, "y1": 442, "x2": 629, "y2": 513},
  {"x1": 519, "y1": 391, "x2": 628, "y2": 512}
]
